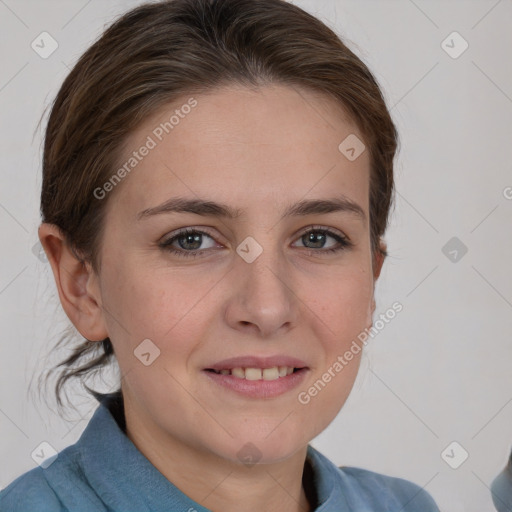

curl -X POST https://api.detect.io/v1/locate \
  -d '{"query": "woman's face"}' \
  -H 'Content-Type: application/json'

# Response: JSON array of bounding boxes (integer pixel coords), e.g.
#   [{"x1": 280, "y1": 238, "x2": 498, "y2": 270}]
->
[{"x1": 92, "y1": 84, "x2": 382, "y2": 464}]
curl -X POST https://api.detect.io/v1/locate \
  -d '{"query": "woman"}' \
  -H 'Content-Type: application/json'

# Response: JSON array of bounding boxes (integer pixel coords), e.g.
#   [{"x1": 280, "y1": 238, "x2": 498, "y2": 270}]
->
[{"x1": 0, "y1": 0, "x2": 440, "y2": 510}]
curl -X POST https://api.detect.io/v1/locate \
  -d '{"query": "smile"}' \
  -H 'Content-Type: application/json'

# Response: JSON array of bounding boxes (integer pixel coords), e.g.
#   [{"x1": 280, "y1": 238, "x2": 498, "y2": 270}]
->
[
  {"x1": 203, "y1": 367, "x2": 309, "y2": 398},
  {"x1": 206, "y1": 366, "x2": 299, "y2": 380}
]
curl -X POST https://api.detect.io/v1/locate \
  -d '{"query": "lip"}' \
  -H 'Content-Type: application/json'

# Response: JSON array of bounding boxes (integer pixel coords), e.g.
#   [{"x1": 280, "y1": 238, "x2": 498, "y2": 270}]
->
[
  {"x1": 202, "y1": 367, "x2": 309, "y2": 399},
  {"x1": 204, "y1": 355, "x2": 308, "y2": 371},
  {"x1": 202, "y1": 355, "x2": 310, "y2": 399}
]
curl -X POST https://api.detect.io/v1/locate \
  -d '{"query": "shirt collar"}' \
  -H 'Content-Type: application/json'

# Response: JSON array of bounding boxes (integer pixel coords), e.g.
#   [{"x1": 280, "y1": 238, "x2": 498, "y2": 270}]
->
[{"x1": 75, "y1": 391, "x2": 347, "y2": 511}]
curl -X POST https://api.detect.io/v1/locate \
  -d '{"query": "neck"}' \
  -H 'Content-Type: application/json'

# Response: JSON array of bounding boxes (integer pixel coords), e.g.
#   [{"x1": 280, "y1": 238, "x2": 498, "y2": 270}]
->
[{"x1": 123, "y1": 399, "x2": 312, "y2": 512}]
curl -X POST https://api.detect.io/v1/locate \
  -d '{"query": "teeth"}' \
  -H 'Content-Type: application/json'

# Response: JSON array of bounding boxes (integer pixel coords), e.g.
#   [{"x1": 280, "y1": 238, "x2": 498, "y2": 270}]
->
[
  {"x1": 278, "y1": 366, "x2": 288, "y2": 377},
  {"x1": 231, "y1": 367, "x2": 245, "y2": 379},
  {"x1": 262, "y1": 367, "x2": 279, "y2": 380},
  {"x1": 213, "y1": 366, "x2": 297, "y2": 380},
  {"x1": 245, "y1": 368, "x2": 262, "y2": 380}
]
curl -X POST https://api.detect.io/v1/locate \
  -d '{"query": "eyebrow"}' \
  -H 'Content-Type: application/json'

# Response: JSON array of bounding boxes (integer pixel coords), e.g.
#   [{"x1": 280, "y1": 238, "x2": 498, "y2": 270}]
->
[{"x1": 137, "y1": 196, "x2": 366, "y2": 222}]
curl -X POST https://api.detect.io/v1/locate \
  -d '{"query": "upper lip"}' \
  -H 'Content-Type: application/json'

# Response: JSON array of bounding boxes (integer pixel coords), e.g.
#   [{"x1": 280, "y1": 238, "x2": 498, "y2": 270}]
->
[{"x1": 205, "y1": 355, "x2": 308, "y2": 371}]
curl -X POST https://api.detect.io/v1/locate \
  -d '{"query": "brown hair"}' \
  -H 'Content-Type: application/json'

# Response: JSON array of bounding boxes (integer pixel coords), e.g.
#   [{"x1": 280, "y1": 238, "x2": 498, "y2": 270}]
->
[{"x1": 38, "y1": 0, "x2": 398, "y2": 409}]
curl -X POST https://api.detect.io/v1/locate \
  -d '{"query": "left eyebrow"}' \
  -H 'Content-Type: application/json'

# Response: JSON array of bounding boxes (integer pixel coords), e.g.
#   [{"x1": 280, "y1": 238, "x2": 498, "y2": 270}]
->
[
  {"x1": 283, "y1": 197, "x2": 366, "y2": 222},
  {"x1": 136, "y1": 196, "x2": 366, "y2": 222}
]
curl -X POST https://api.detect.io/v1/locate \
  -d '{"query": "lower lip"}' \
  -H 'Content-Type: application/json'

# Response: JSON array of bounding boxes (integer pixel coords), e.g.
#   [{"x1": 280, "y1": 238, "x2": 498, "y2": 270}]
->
[{"x1": 202, "y1": 368, "x2": 309, "y2": 398}]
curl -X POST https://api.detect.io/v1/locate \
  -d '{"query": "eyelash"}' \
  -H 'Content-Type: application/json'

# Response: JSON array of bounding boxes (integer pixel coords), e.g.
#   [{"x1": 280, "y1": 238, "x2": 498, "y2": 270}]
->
[{"x1": 159, "y1": 225, "x2": 353, "y2": 259}]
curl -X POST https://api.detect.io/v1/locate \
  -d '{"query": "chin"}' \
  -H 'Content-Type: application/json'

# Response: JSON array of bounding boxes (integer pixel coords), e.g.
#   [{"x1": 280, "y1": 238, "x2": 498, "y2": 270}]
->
[{"x1": 209, "y1": 423, "x2": 314, "y2": 467}]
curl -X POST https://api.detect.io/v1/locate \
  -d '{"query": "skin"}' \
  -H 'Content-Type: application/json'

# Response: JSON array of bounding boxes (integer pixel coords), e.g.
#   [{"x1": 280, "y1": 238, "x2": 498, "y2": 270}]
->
[{"x1": 40, "y1": 83, "x2": 386, "y2": 512}]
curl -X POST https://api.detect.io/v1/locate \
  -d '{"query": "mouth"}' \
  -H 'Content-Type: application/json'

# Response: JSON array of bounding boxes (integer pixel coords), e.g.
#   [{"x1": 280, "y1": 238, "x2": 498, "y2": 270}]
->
[
  {"x1": 204, "y1": 366, "x2": 304, "y2": 381},
  {"x1": 202, "y1": 355, "x2": 309, "y2": 397}
]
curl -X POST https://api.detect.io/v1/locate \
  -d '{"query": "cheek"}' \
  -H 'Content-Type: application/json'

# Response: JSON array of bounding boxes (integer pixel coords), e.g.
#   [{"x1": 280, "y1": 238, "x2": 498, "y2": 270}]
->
[
  {"x1": 302, "y1": 266, "x2": 374, "y2": 343},
  {"x1": 296, "y1": 270, "x2": 372, "y2": 422},
  {"x1": 101, "y1": 262, "x2": 218, "y2": 357}
]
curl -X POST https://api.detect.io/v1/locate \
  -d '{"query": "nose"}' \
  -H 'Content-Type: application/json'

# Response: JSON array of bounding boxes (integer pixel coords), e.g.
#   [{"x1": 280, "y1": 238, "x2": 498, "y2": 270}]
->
[{"x1": 223, "y1": 242, "x2": 300, "y2": 338}]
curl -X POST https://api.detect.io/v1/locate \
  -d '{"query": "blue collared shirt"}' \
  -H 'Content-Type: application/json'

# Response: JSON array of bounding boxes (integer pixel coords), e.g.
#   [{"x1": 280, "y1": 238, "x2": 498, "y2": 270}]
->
[
  {"x1": 1, "y1": 392, "x2": 440, "y2": 511},
  {"x1": 491, "y1": 449, "x2": 512, "y2": 512}
]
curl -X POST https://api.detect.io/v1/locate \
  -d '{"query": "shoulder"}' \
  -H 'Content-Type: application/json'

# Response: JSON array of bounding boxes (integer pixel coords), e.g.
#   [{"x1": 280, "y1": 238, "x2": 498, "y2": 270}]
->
[
  {"x1": 491, "y1": 460, "x2": 512, "y2": 511},
  {"x1": 338, "y1": 465, "x2": 440, "y2": 511},
  {"x1": 0, "y1": 466, "x2": 63, "y2": 511},
  {"x1": 0, "y1": 444, "x2": 106, "y2": 512}
]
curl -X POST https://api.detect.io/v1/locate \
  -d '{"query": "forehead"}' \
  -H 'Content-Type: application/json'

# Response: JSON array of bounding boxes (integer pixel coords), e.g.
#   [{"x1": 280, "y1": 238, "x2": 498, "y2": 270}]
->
[{"x1": 109, "y1": 84, "x2": 370, "y2": 221}]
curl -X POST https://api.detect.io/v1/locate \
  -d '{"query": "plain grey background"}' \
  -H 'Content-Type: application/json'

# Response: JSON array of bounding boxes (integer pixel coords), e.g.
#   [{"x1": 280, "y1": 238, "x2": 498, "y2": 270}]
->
[{"x1": 1, "y1": 1, "x2": 511, "y2": 510}]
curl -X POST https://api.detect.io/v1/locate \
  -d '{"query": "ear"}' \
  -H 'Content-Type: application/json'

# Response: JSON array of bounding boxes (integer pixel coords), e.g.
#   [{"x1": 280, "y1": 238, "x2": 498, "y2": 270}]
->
[
  {"x1": 38, "y1": 223, "x2": 108, "y2": 342},
  {"x1": 370, "y1": 239, "x2": 387, "y2": 315}
]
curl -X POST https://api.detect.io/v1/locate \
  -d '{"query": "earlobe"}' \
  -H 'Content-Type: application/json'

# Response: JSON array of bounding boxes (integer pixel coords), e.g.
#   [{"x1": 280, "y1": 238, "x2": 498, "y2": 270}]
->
[
  {"x1": 373, "y1": 239, "x2": 387, "y2": 281},
  {"x1": 38, "y1": 223, "x2": 109, "y2": 342},
  {"x1": 371, "y1": 297, "x2": 376, "y2": 315},
  {"x1": 369, "y1": 239, "x2": 386, "y2": 318}
]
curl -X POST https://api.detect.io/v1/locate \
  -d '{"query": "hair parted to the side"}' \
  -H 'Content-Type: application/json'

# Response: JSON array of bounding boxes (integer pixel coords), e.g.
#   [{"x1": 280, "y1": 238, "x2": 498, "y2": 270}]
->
[{"x1": 37, "y1": 0, "x2": 399, "y2": 410}]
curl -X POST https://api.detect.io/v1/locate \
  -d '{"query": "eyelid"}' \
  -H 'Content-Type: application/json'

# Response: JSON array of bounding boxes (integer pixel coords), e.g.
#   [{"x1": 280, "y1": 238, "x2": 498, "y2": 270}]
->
[
  {"x1": 294, "y1": 224, "x2": 350, "y2": 242},
  {"x1": 159, "y1": 224, "x2": 353, "y2": 257},
  {"x1": 163, "y1": 224, "x2": 350, "y2": 243},
  {"x1": 160, "y1": 226, "x2": 223, "y2": 245}
]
